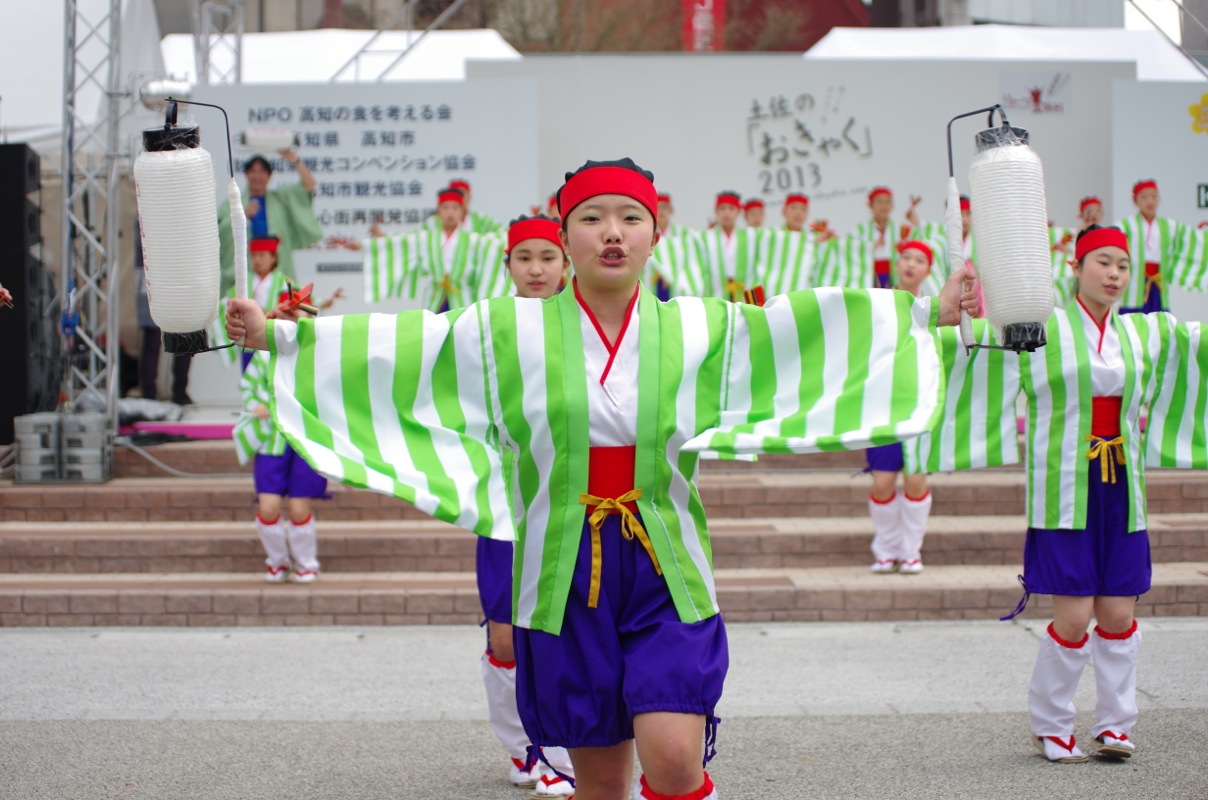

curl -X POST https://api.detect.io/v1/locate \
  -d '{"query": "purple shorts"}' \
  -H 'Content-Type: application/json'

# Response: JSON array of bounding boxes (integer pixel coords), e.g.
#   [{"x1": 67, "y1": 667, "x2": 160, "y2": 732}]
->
[
  {"x1": 865, "y1": 442, "x2": 904, "y2": 473},
  {"x1": 253, "y1": 445, "x2": 329, "y2": 498},
  {"x1": 513, "y1": 513, "x2": 728, "y2": 750},
  {"x1": 1022, "y1": 462, "x2": 1152, "y2": 597},
  {"x1": 477, "y1": 536, "x2": 514, "y2": 624}
]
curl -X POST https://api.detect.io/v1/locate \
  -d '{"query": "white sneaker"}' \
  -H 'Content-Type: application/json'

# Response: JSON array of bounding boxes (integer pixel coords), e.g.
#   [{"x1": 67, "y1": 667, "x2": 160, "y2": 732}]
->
[
  {"x1": 532, "y1": 764, "x2": 574, "y2": 797},
  {"x1": 1094, "y1": 731, "x2": 1135, "y2": 758},
  {"x1": 265, "y1": 565, "x2": 289, "y2": 583},
  {"x1": 870, "y1": 559, "x2": 898, "y2": 574},
  {"x1": 291, "y1": 568, "x2": 319, "y2": 583},
  {"x1": 1032, "y1": 734, "x2": 1089, "y2": 763},
  {"x1": 898, "y1": 558, "x2": 924, "y2": 574},
  {"x1": 509, "y1": 757, "x2": 540, "y2": 788}
]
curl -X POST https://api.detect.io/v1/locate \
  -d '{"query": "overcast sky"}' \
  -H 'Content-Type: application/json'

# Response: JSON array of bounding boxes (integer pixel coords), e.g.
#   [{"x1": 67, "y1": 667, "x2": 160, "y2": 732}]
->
[{"x1": 1125, "y1": 0, "x2": 1183, "y2": 44}]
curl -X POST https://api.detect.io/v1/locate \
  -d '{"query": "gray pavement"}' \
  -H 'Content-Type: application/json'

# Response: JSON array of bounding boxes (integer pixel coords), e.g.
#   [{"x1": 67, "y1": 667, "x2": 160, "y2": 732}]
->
[{"x1": 1, "y1": 619, "x2": 1206, "y2": 799}]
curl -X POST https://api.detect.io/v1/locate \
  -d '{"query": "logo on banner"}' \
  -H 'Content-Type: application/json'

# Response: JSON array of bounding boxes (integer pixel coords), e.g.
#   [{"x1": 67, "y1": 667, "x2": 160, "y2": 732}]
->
[
  {"x1": 1189, "y1": 93, "x2": 1208, "y2": 134},
  {"x1": 1000, "y1": 72, "x2": 1070, "y2": 115}
]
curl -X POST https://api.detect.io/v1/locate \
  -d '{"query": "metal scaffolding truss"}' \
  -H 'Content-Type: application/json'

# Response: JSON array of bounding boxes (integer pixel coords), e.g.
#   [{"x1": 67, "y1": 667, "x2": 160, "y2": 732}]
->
[
  {"x1": 330, "y1": 0, "x2": 470, "y2": 82},
  {"x1": 60, "y1": 0, "x2": 123, "y2": 429},
  {"x1": 191, "y1": 0, "x2": 245, "y2": 85}
]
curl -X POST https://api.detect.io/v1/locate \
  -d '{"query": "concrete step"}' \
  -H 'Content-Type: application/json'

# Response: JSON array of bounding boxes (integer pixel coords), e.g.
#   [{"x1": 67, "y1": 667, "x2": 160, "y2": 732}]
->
[
  {"x1": 3, "y1": 514, "x2": 1207, "y2": 574},
  {"x1": 6, "y1": 469, "x2": 1208, "y2": 523},
  {"x1": 1, "y1": 563, "x2": 1205, "y2": 627}
]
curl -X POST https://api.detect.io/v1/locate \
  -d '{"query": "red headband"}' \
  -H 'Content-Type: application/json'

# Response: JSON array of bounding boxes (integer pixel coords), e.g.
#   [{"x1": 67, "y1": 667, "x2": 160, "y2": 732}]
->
[
  {"x1": 897, "y1": 239, "x2": 933, "y2": 266},
  {"x1": 744, "y1": 199, "x2": 764, "y2": 211},
  {"x1": 715, "y1": 193, "x2": 741, "y2": 209},
  {"x1": 438, "y1": 190, "x2": 465, "y2": 206},
  {"x1": 657, "y1": 193, "x2": 672, "y2": 205},
  {"x1": 1080, "y1": 196, "x2": 1103, "y2": 212},
  {"x1": 1132, "y1": 180, "x2": 1158, "y2": 197},
  {"x1": 449, "y1": 179, "x2": 470, "y2": 193},
  {"x1": 507, "y1": 218, "x2": 563, "y2": 254},
  {"x1": 559, "y1": 166, "x2": 658, "y2": 222},
  {"x1": 1075, "y1": 228, "x2": 1129, "y2": 260},
  {"x1": 784, "y1": 194, "x2": 809, "y2": 207},
  {"x1": 959, "y1": 198, "x2": 971, "y2": 212},
  {"x1": 249, "y1": 238, "x2": 279, "y2": 253},
  {"x1": 868, "y1": 187, "x2": 892, "y2": 203}
]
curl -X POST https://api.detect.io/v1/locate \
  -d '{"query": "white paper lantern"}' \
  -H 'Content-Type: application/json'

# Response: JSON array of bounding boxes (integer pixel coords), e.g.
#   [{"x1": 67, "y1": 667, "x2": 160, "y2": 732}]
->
[
  {"x1": 240, "y1": 128, "x2": 299, "y2": 151},
  {"x1": 966, "y1": 125, "x2": 1054, "y2": 351},
  {"x1": 133, "y1": 123, "x2": 221, "y2": 353}
]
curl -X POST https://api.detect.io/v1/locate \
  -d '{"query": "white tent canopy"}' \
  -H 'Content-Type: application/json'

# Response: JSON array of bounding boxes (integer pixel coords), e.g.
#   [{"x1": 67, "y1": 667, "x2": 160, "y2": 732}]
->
[
  {"x1": 160, "y1": 28, "x2": 522, "y2": 85},
  {"x1": 805, "y1": 24, "x2": 1207, "y2": 81}
]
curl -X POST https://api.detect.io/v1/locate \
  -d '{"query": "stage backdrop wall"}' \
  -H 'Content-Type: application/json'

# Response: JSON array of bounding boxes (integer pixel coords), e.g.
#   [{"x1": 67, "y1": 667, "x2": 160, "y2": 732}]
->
[
  {"x1": 469, "y1": 54, "x2": 1131, "y2": 237},
  {"x1": 184, "y1": 78, "x2": 539, "y2": 405},
  {"x1": 1112, "y1": 80, "x2": 1208, "y2": 324}
]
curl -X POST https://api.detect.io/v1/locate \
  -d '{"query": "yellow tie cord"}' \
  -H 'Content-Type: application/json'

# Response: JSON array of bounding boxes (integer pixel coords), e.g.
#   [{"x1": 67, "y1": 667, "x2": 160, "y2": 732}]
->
[
  {"x1": 577, "y1": 489, "x2": 662, "y2": 609},
  {"x1": 1144, "y1": 269, "x2": 1164, "y2": 299},
  {"x1": 1085, "y1": 435, "x2": 1127, "y2": 484},
  {"x1": 437, "y1": 274, "x2": 461, "y2": 298},
  {"x1": 725, "y1": 278, "x2": 745, "y2": 302}
]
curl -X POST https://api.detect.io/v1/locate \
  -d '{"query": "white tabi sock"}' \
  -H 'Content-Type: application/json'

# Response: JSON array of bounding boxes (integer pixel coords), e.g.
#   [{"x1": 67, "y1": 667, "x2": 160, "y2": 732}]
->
[
  {"x1": 255, "y1": 514, "x2": 290, "y2": 570},
  {"x1": 286, "y1": 515, "x2": 320, "y2": 572},
  {"x1": 1029, "y1": 622, "x2": 1092, "y2": 739},
  {"x1": 480, "y1": 650, "x2": 531, "y2": 762},
  {"x1": 898, "y1": 491, "x2": 932, "y2": 564},
  {"x1": 869, "y1": 493, "x2": 903, "y2": 565},
  {"x1": 1091, "y1": 621, "x2": 1141, "y2": 740}
]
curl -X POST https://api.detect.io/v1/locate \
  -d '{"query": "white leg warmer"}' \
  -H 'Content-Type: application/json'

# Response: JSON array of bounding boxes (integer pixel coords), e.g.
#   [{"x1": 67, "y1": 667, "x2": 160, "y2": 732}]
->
[
  {"x1": 480, "y1": 651, "x2": 530, "y2": 762},
  {"x1": 898, "y1": 491, "x2": 932, "y2": 564},
  {"x1": 1091, "y1": 621, "x2": 1141, "y2": 740},
  {"x1": 286, "y1": 515, "x2": 320, "y2": 572},
  {"x1": 1029, "y1": 622, "x2": 1091, "y2": 738},
  {"x1": 868, "y1": 493, "x2": 903, "y2": 565},
  {"x1": 255, "y1": 514, "x2": 290, "y2": 570}
]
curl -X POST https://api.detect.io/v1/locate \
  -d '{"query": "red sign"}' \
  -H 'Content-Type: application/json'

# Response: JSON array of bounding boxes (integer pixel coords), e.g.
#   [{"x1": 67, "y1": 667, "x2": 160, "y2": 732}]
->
[{"x1": 682, "y1": 0, "x2": 726, "y2": 52}]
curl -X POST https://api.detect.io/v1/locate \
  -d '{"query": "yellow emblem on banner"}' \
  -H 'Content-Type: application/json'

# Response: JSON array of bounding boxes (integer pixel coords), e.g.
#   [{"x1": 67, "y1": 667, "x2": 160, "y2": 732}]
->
[{"x1": 1189, "y1": 93, "x2": 1208, "y2": 135}]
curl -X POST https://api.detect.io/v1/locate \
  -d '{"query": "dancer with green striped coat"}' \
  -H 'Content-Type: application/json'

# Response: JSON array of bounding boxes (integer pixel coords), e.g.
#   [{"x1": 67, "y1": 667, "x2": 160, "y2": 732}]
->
[
  {"x1": 225, "y1": 158, "x2": 976, "y2": 800},
  {"x1": 907, "y1": 225, "x2": 1208, "y2": 764},
  {"x1": 360, "y1": 187, "x2": 507, "y2": 310},
  {"x1": 1116, "y1": 179, "x2": 1208, "y2": 312},
  {"x1": 757, "y1": 194, "x2": 834, "y2": 297}
]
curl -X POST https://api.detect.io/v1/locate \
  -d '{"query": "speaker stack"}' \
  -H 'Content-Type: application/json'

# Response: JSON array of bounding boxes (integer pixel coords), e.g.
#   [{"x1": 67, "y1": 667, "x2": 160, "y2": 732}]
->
[{"x1": 0, "y1": 143, "x2": 60, "y2": 444}]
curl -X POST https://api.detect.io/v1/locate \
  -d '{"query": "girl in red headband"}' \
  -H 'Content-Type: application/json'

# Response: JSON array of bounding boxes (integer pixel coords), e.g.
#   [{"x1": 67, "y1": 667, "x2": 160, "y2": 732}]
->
[
  {"x1": 866, "y1": 240, "x2": 939, "y2": 575},
  {"x1": 816, "y1": 186, "x2": 935, "y2": 293},
  {"x1": 1114, "y1": 179, "x2": 1208, "y2": 313},
  {"x1": 477, "y1": 215, "x2": 576, "y2": 796},
  {"x1": 225, "y1": 157, "x2": 977, "y2": 800},
  {"x1": 695, "y1": 190, "x2": 760, "y2": 301},
  {"x1": 759, "y1": 194, "x2": 830, "y2": 297},
  {"x1": 357, "y1": 186, "x2": 508, "y2": 312},
  {"x1": 232, "y1": 236, "x2": 328, "y2": 585},
  {"x1": 915, "y1": 223, "x2": 1208, "y2": 764}
]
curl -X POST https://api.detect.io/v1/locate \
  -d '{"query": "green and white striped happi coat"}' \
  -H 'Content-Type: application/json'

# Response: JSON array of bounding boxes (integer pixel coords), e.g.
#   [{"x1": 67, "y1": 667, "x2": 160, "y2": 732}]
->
[
  {"x1": 907, "y1": 307, "x2": 1208, "y2": 532},
  {"x1": 265, "y1": 285, "x2": 946, "y2": 633},
  {"x1": 232, "y1": 350, "x2": 287, "y2": 466},
  {"x1": 695, "y1": 227, "x2": 762, "y2": 298},
  {"x1": 758, "y1": 227, "x2": 819, "y2": 297},
  {"x1": 648, "y1": 224, "x2": 706, "y2": 298},
  {"x1": 1117, "y1": 214, "x2": 1208, "y2": 309},
  {"x1": 211, "y1": 270, "x2": 294, "y2": 369},
  {"x1": 815, "y1": 218, "x2": 915, "y2": 291},
  {"x1": 1048, "y1": 227, "x2": 1078, "y2": 309},
  {"x1": 362, "y1": 229, "x2": 507, "y2": 311}
]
